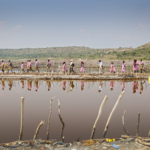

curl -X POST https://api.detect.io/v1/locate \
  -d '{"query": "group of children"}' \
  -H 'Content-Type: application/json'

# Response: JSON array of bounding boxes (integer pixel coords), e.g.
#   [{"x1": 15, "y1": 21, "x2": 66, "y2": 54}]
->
[
  {"x1": 0, "y1": 59, "x2": 146, "y2": 73},
  {"x1": 109, "y1": 59, "x2": 145, "y2": 73}
]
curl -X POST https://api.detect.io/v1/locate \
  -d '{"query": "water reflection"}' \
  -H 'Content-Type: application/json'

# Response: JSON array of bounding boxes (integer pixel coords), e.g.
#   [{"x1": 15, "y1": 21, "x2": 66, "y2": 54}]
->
[
  {"x1": 133, "y1": 81, "x2": 138, "y2": 93},
  {"x1": 0, "y1": 79, "x2": 149, "y2": 143},
  {"x1": 63, "y1": 81, "x2": 66, "y2": 90},
  {"x1": 110, "y1": 81, "x2": 115, "y2": 91},
  {"x1": 98, "y1": 81, "x2": 103, "y2": 92},
  {"x1": 81, "y1": 81, "x2": 84, "y2": 91}
]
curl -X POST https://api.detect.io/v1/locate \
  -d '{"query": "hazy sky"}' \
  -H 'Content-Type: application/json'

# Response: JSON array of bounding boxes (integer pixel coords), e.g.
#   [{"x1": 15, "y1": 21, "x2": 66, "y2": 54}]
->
[{"x1": 0, "y1": 0, "x2": 150, "y2": 48}]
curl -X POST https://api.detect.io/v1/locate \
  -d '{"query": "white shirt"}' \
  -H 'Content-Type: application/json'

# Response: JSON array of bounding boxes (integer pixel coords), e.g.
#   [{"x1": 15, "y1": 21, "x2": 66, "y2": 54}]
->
[
  {"x1": 70, "y1": 62, "x2": 73, "y2": 66},
  {"x1": 99, "y1": 61, "x2": 103, "y2": 67}
]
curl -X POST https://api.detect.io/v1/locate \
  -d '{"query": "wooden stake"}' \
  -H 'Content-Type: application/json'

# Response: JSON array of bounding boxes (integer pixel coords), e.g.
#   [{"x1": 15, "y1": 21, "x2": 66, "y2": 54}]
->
[
  {"x1": 58, "y1": 100, "x2": 65, "y2": 142},
  {"x1": 19, "y1": 97, "x2": 24, "y2": 141},
  {"x1": 136, "y1": 113, "x2": 140, "y2": 136},
  {"x1": 47, "y1": 96, "x2": 55, "y2": 140},
  {"x1": 122, "y1": 110, "x2": 129, "y2": 135},
  {"x1": 90, "y1": 95, "x2": 108, "y2": 139},
  {"x1": 33, "y1": 121, "x2": 45, "y2": 140},
  {"x1": 102, "y1": 91, "x2": 125, "y2": 138}
]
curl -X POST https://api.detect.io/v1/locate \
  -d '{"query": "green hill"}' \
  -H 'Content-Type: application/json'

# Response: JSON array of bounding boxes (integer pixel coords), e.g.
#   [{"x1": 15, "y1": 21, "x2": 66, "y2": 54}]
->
[
  {"x1": 0, "y1": 46, "x2": 131, "y2": 60},
  {"x1": 104, "y1": 42, "x2": 150, "y2": 60}
]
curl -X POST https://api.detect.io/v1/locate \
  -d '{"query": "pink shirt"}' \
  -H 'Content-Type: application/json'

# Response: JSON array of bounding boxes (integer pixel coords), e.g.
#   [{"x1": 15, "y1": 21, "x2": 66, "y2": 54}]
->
[
  {"x1": 48, "y1": 61, "x2": 51, "y2": 66},
  {"x1": 29, "y1": 62, "x2": 32, "y2": 67},
  {"x1": 21, "y1": 64, "x2": 24, "y2": 69},
  {"x1": 63, "y1": 64, "x2": 66, "y2": 71},
  {"x1": 27, "y1": 62, "x2": 30, "y2": 67},
  {"x1": 1, "y1": 62, "x2": 4, "y2": 66},
  {"x1": 141, "y1": 61, "x2": 144, "y2": 65},
  {"x1": 35, "y1": 61, "x2": 38, "y2": 66}
]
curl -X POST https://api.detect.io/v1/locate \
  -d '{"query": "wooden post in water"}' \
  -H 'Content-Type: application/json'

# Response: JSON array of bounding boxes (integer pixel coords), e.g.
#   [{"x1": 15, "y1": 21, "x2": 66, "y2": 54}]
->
[
  {"x1": 58, "y1": 100, "x2": 65, "y2": 142},
  {"x1": 33, "y1": 121, "x2": 45, "y2": 140},
  {"x1": 136, "y1": 113, "x2": 140, "y2": 136},
  {"x1": 102, "y1": 91, "x2": 125, "y2": 138},
  {"x1": 122, "y1": 110, "x2": 129, "y2": 135},
  {"x1": 90, "y1": 95, "x2": 108, "y2": 139},
  {"x1": 46, "y1": 96, "x2": 55, "y2": 140},
  {"x1": 19, "y1": 97, "x2": 24, "y2": 141}
]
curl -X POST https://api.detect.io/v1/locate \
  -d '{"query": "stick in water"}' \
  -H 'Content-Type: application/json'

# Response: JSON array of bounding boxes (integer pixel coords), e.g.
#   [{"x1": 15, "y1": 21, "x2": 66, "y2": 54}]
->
[
  {"x1": 122, "y1": 110, "x2": 129, "y2": 135},
  {"x1": 103, "y1": 91, "x2": 125, "y2": 138},
  {"x1": 33, "y1": 121, "x2": 45, "y2": 140},
  {"x1": 58, "y1": 100, "x2": 65, "y2": 142},
  {"x1": 90, "y1": 95, "x2": 108, "y2": 139},
  {"x1": 47, "y1": 96, "x2": 55, "y2": 140},
  {"x1": 19, "y1": 97, "x2": 24, "y2": 141},
  {"x1": 136, "y1": 113, "x2": 140, "y2": 136}
]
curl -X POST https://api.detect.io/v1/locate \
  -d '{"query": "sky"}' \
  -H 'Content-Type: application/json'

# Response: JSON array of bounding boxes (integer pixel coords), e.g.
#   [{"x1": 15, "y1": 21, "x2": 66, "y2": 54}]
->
[{"x1": 0, "y1": 0, "x2": 150, "y2": 49}]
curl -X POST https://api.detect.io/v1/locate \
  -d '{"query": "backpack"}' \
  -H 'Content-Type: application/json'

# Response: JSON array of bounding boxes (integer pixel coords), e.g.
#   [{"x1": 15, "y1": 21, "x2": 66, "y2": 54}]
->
[{"x1": 10, "y1": 62, "x2": 12, "y2": 67}]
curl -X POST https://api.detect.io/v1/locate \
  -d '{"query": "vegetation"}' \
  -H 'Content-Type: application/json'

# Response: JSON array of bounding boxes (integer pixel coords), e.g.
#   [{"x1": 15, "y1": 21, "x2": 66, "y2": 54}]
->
[{"x1": 0, "y1": 42, "x2": 149, "y2": 60}]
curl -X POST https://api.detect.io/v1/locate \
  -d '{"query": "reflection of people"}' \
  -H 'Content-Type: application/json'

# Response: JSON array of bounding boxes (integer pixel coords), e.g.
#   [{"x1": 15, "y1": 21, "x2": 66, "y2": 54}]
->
[
  {"x1": 27, "y1": 80, "x2": 32, "y2": 91},
  {"x1": 8, "y1": 80, "x2": 12, "y2": 90},
  {"x1": 1, "y1": 80, "x2": 5, "y2": 90},
  {"x1": 34, "y1": 80, "x2": 38, "y2": 92},
  {"x1": 110, "y1": 62, "x2": 116, "y2": 73},
  {"x1": 47, "y1": 81, "x2": 51, "y2": 91},
  {"x1": 121, "y1": 82, "x2": 125, "y2": 91},
  {"x1": 81, "y1": 81, "x2": 84, "y2": 91},
  {"x1": 63, "y1": 62, "x2": 66, "y2": 73},
  {"x1": 63, "y1": 81, "x2": 66, "y2": 90},
  {"x1": 140, "y1": 81, "x2": 145, "y2": 94},
  {"x1": 21, "y1": 80, "x2": 24, "y2": 89},
  {"x1": 98, "y1": 81, "x2": 103, "y2": 92},
  {"x1": 110, "y1": 81, "x2": 115, "y2": 90},
  {"x1": 133, "y1": 81, "x2": 138, "y2": 93},
  {"x1": 70, "y1": 81, "x2": 74, "y2": 91},
  {"x1": 80, "y1": 62, "x2": 85, "y2": 73}
]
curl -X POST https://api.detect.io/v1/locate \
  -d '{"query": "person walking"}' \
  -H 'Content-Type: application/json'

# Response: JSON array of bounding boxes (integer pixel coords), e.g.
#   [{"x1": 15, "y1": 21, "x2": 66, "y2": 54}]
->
[
  {"x1": 133, "y1": 60, "x2": 137, "y2": 73},
  {"x1": 70, "y1": 60, "x2": 75, "y2": 73},
  {"x1": 63, "y1": 62, "x2": 66, "y2": 73},
  {"x1": 110, "y1": 62, "x2": 116, "y2": 73},
  {"x1": 80, "y1": 61, "x2": 85, "y2": 73},
  {"x1": 47, "y1": 59, "x2": 51, "y2": 71},
  {"x1": 34, "y1": 59, "x2": 39, "y2": 72},
  {"x1": 121, "y1": 61, "x2": 125, "y2": 73},
  {"x1": 140, "y1": 59, "x2": 145, "y2": 73},
  {"x1": 21, "y1": 62, "x2": 25, "y2": 72},
  {"x1": 136, "y1": 60, "x2": 139, "y2": 73},
  {"x1": 99, "y1": 60, "x2": 103, "y2": 74},
  {"x1": 1, "y1": 60, "x2": 4, "y2": 73},
  {"x1": 8, "y1": 60, "x2": 13, "y2": 72}
]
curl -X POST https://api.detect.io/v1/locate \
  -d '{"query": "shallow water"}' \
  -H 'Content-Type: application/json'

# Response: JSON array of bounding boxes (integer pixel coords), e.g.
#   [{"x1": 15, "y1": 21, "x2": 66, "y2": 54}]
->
[{"x1": 0, "y1": 80, "x2": 149, "y2": 143}]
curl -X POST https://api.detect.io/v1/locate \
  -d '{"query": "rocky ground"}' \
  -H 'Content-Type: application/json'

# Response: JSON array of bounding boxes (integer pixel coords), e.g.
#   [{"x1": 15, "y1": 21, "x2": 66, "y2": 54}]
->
[{"x1": 0, "y1": 138, "x2": 149, "y2": 150}]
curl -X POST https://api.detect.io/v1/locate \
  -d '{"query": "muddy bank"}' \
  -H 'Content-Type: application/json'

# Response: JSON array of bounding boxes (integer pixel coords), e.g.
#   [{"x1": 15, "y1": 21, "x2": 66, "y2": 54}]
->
[
  {"x1": 0, "y1": 137, "x2": 150, "y2": 150},
  {"x1": 0, "y1": 72, "x2": 149, "y2": 80}
]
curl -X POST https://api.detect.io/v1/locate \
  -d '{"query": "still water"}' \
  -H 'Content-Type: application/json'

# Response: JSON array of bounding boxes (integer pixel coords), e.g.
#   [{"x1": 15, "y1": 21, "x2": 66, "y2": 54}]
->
[{"x1": 0, "y1": 80, "x2": 149, "y2": 143}]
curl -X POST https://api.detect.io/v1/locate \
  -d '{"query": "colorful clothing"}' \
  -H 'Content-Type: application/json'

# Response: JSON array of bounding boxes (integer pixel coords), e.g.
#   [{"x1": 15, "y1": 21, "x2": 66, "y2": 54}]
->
[
  {"x1": 136, "y1": 62, "x2": 139, "y2": 71},
  {"x1": 35, "y1": 61, "x2": 39, "y2": 66},
  {"x1": 63, "y1": 63, "x2": 66, "y2": 72},
  {"x1": 140, "y1": 61, "x2": 144, "y2": 70},
  {"x1": 121, "y1": 63, "x2": 125, "y2": 72},
  {"x1": 21, "y1": 64, "x2": 24, "y2": 69},
  {"x1": 80, "y1": 63, "x2": 85, "y2": 72},
  {"x1": 110, "y1": 64, "x2": 116, "y2": 73}
]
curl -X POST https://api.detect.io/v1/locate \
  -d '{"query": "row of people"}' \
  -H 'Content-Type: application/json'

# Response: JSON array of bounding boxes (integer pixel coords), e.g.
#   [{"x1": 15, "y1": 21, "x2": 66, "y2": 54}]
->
[{"x1": 0, "y1": 59, "x2": 146, "y2": 73}]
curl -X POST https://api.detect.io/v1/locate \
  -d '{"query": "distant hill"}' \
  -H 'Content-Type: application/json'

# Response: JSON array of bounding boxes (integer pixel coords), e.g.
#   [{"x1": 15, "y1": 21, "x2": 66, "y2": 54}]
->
[
  {"x1": 105, "y1": 42, "x2": 150, "y2": 60},
  {"x1": 0, "y1": 46, "x2": 132, "y2": 60}
]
